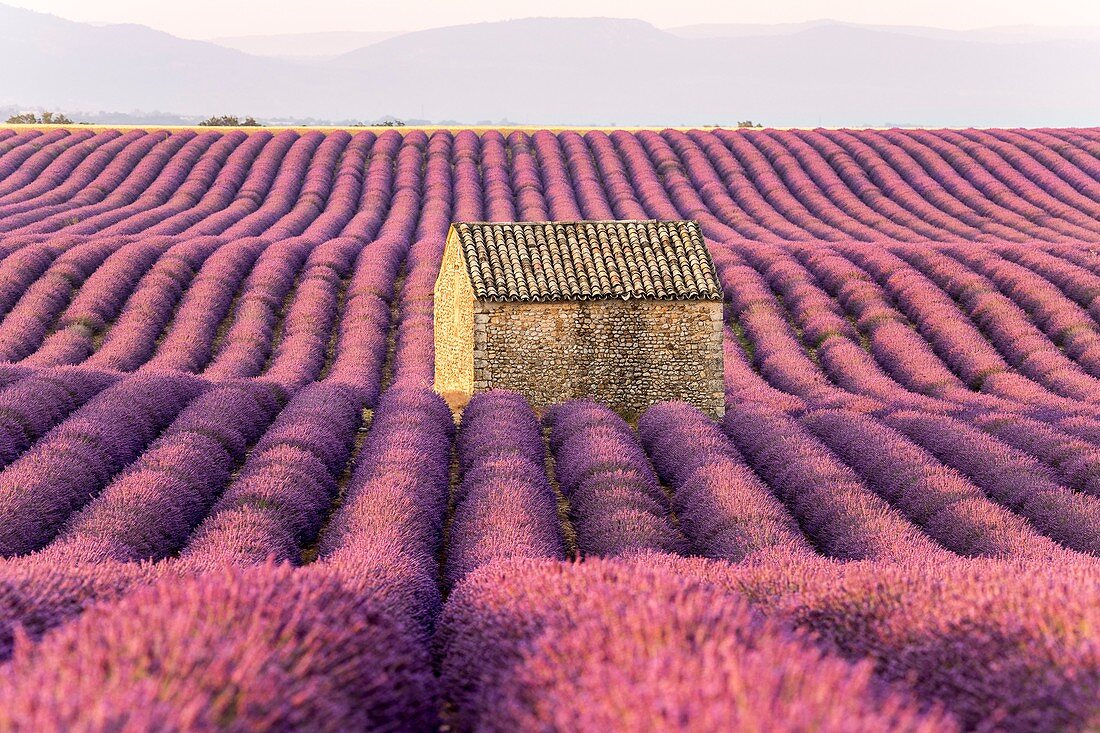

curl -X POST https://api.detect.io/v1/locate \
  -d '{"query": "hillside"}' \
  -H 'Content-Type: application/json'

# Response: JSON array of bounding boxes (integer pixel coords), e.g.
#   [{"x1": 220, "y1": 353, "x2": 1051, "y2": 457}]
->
[
  {"x1": 0, "y1": 125, "x2": 1099, "y2": 728},
  {"x1": 3, "y1": 5, "x2": 1100, "y2": 125}
]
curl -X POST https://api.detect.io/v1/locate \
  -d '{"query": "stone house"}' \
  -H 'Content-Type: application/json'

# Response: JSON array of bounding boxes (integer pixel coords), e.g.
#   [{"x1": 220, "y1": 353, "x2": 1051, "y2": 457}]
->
[{"x1": 433, "y1": 220, "x2": 725, "y2": 418}]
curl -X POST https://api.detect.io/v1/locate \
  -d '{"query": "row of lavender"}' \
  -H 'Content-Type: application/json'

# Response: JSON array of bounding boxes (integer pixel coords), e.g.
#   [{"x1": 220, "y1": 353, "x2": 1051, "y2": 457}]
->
[
  {"x1": 4, "y1": 369, "x2": 1100, "y2": 574},
  {"x1": 8, "y1": 233, "x2": 1100, "y2": 419},
  {"x1": 2, "y1": 131, "x2": 1100, "y2": 416},
  {"x1": 713, "y1": 239, "x2": 1100, "y2": 416},
  {"x1": 11, "y1": 233, "x2": 1100, "y2": 424},
  {"x1": 0, "y1": 128, "x2": 1099, "y2": 245},
  {"x1": 2, "y1": 384, "x2": 1100, "y2": 729}
]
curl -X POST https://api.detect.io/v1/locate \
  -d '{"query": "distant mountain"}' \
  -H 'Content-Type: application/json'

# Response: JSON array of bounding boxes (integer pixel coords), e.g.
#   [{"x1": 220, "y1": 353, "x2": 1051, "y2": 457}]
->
[
  {"x1": 0, "y1": 4, "x2": 327, "y2": 118},
  {"x1": 323, "y1": 17, "x2": 1100, "y2": 126},
  {"x1": 669, "y1": 19, "x2": 1100, "y2": 44},
  {"x1": 2, "y1": 6, "x2": 1099, "y2": 127},
  {"x1": 210, "y1": 31, "x2": 402, "y2": 58}
]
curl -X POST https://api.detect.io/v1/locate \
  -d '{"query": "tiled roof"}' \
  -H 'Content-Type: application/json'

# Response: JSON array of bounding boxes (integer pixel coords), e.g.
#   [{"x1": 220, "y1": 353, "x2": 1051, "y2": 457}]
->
[{"x1": 450, "y1": 220, "x2": 723, "y2": 303}]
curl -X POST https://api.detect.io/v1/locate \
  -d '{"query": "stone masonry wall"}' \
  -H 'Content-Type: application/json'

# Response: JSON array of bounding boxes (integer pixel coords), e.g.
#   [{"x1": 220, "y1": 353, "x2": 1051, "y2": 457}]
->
[{"x1": 473, "y1": 300, "x2": 724, "y2": 418}]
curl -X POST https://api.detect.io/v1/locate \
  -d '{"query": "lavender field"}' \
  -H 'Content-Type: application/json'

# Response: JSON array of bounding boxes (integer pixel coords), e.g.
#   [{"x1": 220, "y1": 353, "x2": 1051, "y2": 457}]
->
[{"x1": 1, "y1": 125, "x2": 1100, "y2": 730}]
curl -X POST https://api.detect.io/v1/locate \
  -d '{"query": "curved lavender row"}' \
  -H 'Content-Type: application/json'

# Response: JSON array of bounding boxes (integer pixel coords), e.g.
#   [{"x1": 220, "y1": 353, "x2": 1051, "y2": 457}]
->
[
  {"x1": 57, "y1": 132, "x2": 220, "y2": 235},
  {"x1": 54, "y1": 237, "x2": 172, "y2": 332},
  {"x1": 11, "y1": 132, "x2": 193, "y2": 235},
  {"x1": 968, "y1": 410, "x2": 1100, "y2": 500},
  {"x1": 0, "y1": 242, "x2": 67, "y2": 323},
  {"x1": 217, "y1": 132, "x2": 325, "y2": 239},
  {"x1": 0, "y1": 238, "x2": 127, "y2": 362},
  {"x1": 176, "y1": 130, "x2": 297, "y2": 236},
  {"x1": 765, "y1": 130, "x2": 934, "y2": 241},
  {"x1": 391, "y1": 132, "x2": 453, "y2": 389},
  {"x1": 639, "y1": 401, "x2": 813, "y2": 560},
  {"x1": 790, "y1": 243, "x2": 997, "y2": 403},
  {"x1": 896, "y1": 246, "x2": 1100, "y2": 402},
  {"x1": 480, "y1": 131, "x2": 516, "y2": 222},
  {"x1": 792, "y1": 130, "x2": 970, "y2": 240},
  {"x1": 734, "y1": 245, "x2": 884, "y2": 404},
  {"x1": 84, "y1": 235, "x2": 226, "y2": 371},
  {"x1": 995, "y1": 243, "x2": 1100, "y2": 328},
  {"x1": 507, "y1": 132, "x2": 550, "y2": 221},
  {"x1": 715, "y1": 129, "x2": 849, "y2": 240},
  {"x1": 0, "y1": 131, "x2": 153, "y2": 224},
  {"x1": 584, "y1": 131, "x2": 649, "y2": 219},
  {"x1": 862, "y1": 130, "x2": 1060, "y2": 242},
  {"x1": 296, "y1": 131, "x2": 375, "y2": 241},
  {"x1": 0, "y1": 372, "x2": 206, "y2": 557},
  {"x1": 954, "y1": 129, "x2": 1100, "y2": 226},
  {"x1": 720, "y1": 246, "x2": 880, "y2": 408},
  {"x1": 144, "y1": 131, "x2": 272, "y2": 235},
  {"x1": 530, "y1": 130, "x2": 582, "y2": 220},
  {"x1": 559, "y1": 131, "x2": 615, "y2": 219},
  {"x1": 946, "y1": 245, "x2": 1100, "y2": 379},
  {"x1": 0, "y1": 130, "x2": 60, "y2": 196},
  {"x1": 546, "y1": 399, "x2": 687, "y2": 557},
  {"x1": 142, "y1": 236, "x2": 270, "y2": 372},
  {"x1": 735, "y1": 242, "x2": 953, "y2": 410},
  {"x1": 678, "y1": 129, "x2": 813, "y2": 240},
  {"x1": 182, "y1": 380, "x2": 365, "y2": 566},
  {"x1": 0, "y1": 564, "x2": 438, "y2": 733},
  {"x1": 322, "y1": 235, "x2": 406, "y2": 400},
  {"x1": 260, "y1": 130, "x2": 350, "y2": 240},
  {"x1": 0, "y1": 129, "x2": 1099, "y2": 242},
  {"x1": 438, "y1": 557, "x2": 958, "y2": 733},
  {"x1": 446, "y1": 391, "x2": 564, "y2": 589},
  {"x1": 802, "y1": 408, "x2": 1071, "y2": 559},
  {"x1": 884, "y1": 410, "x2": 1100, "y2": 555},
  {"x1": 904, "y1": 129, "x2": 1100, "y2": 241},
  {"x1": 838, "y1": 130, "x2": 1022, "y2": 242},
  {"x1": 452, "y1": 129, "x2": 485, "y2": 222},
  {"x1": 90, "y1": 131, "x2": 248, "y2": 236},
  {"x1": 261, "y1": 236, "x2": 365, "y2": 390},
  {"x1": 335, "y1": 129, "x2": 401, "y2": 240},
  {"x1": 0, "y1": 558, "x2": 153, "y2": 662},
  {"x1": 830, "y1": 242, "x2": 1082, "y2": 409},
  {"x1": 0, "y1": 366, "x2": 117, "y2": 470},
  {"x1": 735, "y1": 553, "x2": 1100, "y2": 732},
  {"x1": 202, "y1": 236, "x2": 315, "y2": 378},
  {"x1": 0, "y1": 131, "x2": 108, "y2": 207},
  {"x1": 725, "y1": 402, "x2": 948, "y2": 561},
  {"x1": 41, "y1": 381, "x2": 281, "y2": 563},
  {"x1": 319, "y1": 387, "x2": 454, "y2": 635}
]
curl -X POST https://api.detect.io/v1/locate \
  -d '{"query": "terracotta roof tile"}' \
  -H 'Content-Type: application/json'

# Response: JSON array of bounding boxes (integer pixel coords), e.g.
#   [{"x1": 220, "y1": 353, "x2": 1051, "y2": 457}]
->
[{"x1": 451, "y1": 220, "x2": 723, "y2": 303}]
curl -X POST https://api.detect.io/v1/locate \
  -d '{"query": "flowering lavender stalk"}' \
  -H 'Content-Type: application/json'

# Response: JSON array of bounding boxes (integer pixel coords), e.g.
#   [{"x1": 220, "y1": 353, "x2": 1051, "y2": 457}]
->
[
  {"x1": 725, "y1": 402, "x2": 946, "y2": 561},
  {"x1": 320, "y1": 387, "x2": 454, "y2": 635},
  {"x1": 438, "y1": 557, "x2": 958, "y2": 733},
  {"x1": 182, "y1": 381, "x2": 365, "y2": 566},
  {"x1": 885, "y1": 409, "x2": 1100, "y2": 555},
  {"x1": 0, "y1": 373, "x2": 205, "y2": 557},
  {"x1": 0, "y1": 564, "x2": 438, "y2": 732},
  {"x1": 639, "y1": 400, "x2": 813, "y2": 560},
  {"x1": 547, "y1": 399, "x2": 687, "y2": 557},
  {"x1": 446, "y1": 391, "x2": 564, "y2": 588}
]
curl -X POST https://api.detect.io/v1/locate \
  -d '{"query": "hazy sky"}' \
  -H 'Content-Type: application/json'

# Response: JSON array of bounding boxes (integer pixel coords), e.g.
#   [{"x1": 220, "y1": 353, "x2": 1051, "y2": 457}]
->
[{"x1": 11, "y1": 0, "x2": 1100, "y2": 38}]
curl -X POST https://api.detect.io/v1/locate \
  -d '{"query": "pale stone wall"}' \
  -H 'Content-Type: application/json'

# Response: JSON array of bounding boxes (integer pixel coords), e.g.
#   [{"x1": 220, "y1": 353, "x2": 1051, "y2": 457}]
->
[
  {"x1": 473, "y1": 299, "x2": 725, "y2": 418},
  {"x1": 433, "y1": 233, "x2": 475, "y2": 402}
]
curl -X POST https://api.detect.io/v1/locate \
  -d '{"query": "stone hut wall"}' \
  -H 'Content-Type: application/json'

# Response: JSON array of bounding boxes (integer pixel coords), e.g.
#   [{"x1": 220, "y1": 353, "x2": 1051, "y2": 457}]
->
[
  {"x1": 473, "y1": 299, "x2": 724, "y2": 418},
  {"x1": 433, "y1": 239, "x2": 475, "y2": 400}
]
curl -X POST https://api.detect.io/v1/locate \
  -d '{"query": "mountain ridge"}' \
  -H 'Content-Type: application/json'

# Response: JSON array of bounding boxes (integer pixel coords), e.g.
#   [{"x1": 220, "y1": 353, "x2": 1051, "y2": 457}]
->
[{"x1": 2, "y1": 5, "x2": 1097, "y2": 126}]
